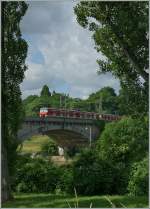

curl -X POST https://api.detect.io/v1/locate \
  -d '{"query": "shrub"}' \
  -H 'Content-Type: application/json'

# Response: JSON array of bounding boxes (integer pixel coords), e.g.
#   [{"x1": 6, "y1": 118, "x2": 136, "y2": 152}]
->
[
  {"x1": 96, "y1": 117, "x2": 148, "y2": 194},
  {"x1": 127, "y1": 156, "x2": 149, "y2": 196},
  {"x1": 65, "y1": 146, "x2": 81, "y2": 158},
  {"x1": 97, "y1": 117, "x2": 148, "y2": 163},
  {"x1": 71, "y1": 148, "x2": 115, "y2": 195},
  {"x1": 41, "y1": 138, "x2": 58, "y2": 156},
  {"x1": 13, "y1": 156, "x2": 60, "y2": 193},
  {"x1": 59, "y1": 165, "x2": 74, "y2": 194}
]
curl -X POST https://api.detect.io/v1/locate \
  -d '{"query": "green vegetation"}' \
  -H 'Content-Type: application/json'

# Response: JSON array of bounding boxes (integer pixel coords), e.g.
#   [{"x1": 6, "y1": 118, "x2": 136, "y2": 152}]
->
[
  {"x1": 20, "y1": 135, "x2": 52, "y2": 154},
  {"x1": 74, "y1": 1, "x2": 148, "y2": 117},
  {"x1": 97, "y1": 117, "x2": 148, "y2": 164},
  {"x1": 12, "y1": 117, "x2": 148, "y2": 196},
  {"x1": 12, "y1": 157, "x2": 60, "y2": 193},
  {"x1": 88, "y1": 87, "x2": 118, "y2": 114},
  {"x1": 2, "y1": 1, "x2": 28, "y2": 202},
  {"x1": 40, "y1": 85, "x2": 51, "y2": 97},
  {"x1": 127, "y1": 157, "x2": 149, "y2": 196},
  {"x1": 70, "y1": 149, "x2": 115, "y2": 195},
  {"x1": 2, "y1": 1, "x2": 148, "y2": 206},
  {"x1": 96, "y1": 117, "x2": 148, "y2": 195},
  {"x1": 23, "y1": 92, "x2": 69, "y2": 116},
  {"x1": 23, "y1": 86, "x2": 120, "y2": 116},
  {"x1": 2, "y1": 193, "x2": 148, "y2": 208},
  {"x1": 41, "y1": 138, "x2": 58, "y2": 156}
]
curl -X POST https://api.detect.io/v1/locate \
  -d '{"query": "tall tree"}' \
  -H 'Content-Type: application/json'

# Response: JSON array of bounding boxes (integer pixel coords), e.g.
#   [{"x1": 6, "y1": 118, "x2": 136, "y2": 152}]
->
[
  {"x1": 74, "y1": 2, "x2": 148, "y2": 116},
  {"x1": 40, "y1": 85, "x2": 51, "y2": 97},
  {"x1": 118, "y1": 81, "x2": 148, "y2": 116},
  {"x1": 2, "y1": 1, "x2": 28, "y2": 202},
  {"x1": 88, "y1": 87, "x2": 118, "y2": 114}
]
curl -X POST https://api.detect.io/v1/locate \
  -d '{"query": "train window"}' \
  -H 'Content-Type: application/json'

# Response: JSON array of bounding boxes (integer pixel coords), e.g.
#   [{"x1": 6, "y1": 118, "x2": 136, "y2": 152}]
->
[{"x1": 40, "y1": 107, "x2": 48, "y2": 113}]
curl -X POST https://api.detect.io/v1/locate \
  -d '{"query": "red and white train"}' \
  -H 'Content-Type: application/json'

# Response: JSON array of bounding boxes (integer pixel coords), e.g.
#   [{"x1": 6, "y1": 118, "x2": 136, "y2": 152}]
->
[{"x1": 39, "y1": 107, "x2": 121, "y2": 121}]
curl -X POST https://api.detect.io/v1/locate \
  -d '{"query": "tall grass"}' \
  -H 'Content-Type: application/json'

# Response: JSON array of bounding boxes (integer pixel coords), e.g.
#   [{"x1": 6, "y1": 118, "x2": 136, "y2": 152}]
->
[
  {"x1": 65, "y1": 187, "x2": 93, "y2": 208},
  {"x1": 65, "y1": 188, "x2": 127, "y2": 208}
]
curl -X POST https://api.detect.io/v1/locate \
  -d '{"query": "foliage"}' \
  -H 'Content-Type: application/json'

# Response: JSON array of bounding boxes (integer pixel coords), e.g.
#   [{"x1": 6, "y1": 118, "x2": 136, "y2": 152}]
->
[
  {"x1": 29, "y1": 96, "x2": 52, "y2": 116},
  {"x1": 40, "y1": 85, "x2": 51, "y2": 97},
  {"x1": 117, "y1": 81, "x2": 148, "y2": 117},
  {"x1": 23, "y1": 90, "x2": 69, "y2": 116},
  {"x1": 2, "y1": 1, "x2": 28, "y2": 147},
  {"x1": 88, "y1": 87, "x2": 118, "y2": 114},
  {"x1": 23, "y1": 85, "x2": 119, "y2": 116},
  {"x1": 74, "y1": 2, "x2": 148, "y2": 116},
  {"x1": 96, "y1": 117, "x2": 148, "y2": 194},
  {"x1": 72, "y1": 148, "x2": 115, "y2": 195},
  {"x1": 97, "y1": 117, "x2": 148, "y2": 163},
  {"x1": 94, "y1": 120, "x2": 105, "y2": 134},
  {"x1": 23, "y1": 95, "x2": 39, "y2": 106},
  {"x1": 71, "y1": 99, "x2": 90, "y2": 112},
  {"x1": 65, "y1": 146, "x2": 81, "y2": 158},
  {"x1": 41, "y1": 138, "x2": 58, "y2": 156},
  {"x1": 13, "y1": 156, "x2": 60, "y2": 193},
  {"x1": 59, "y1": 165, "x2": 74, "y2": 194},
  {"x1": 2, "y1": 1, "x2": 28, "y2": 201},
  {"x1": 70, "y1": 87, "x2": 119, "y2": 114},
  {"x1": 127, "y1": 156, "x2": 149, "y2": 196}
]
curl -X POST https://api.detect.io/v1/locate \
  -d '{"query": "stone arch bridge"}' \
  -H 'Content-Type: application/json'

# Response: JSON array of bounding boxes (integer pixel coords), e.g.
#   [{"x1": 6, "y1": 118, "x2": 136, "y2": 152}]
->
[{"x1": 18, "y1": 117, "x2": 101, "y2": 145}]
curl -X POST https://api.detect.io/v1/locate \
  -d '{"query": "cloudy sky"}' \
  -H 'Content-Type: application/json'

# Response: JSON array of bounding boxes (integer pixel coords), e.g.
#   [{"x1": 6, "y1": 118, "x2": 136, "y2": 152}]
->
[{"x1": 20, "y1": 1, "x2": 120, "y2": 99}]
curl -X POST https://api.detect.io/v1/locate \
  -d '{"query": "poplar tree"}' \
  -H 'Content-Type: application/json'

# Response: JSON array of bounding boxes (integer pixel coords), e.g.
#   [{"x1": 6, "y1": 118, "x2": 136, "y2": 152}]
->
[
  {"x1": 2, "y1": 1, "x2": 28, "y2": 202},
  {"x1": 40, "y1": 85, "x2": 51, "y2": 97},
  {"x1": 74, "y1": 2, "x2": 148, "y2": 116}
]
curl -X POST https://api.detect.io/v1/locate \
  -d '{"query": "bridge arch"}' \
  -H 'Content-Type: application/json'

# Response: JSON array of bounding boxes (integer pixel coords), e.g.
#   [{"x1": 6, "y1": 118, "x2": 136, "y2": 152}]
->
[
  {"x1": 18, "y1": 117, "x2": 100, "y2": 144},
  {"x1": 43, "y1": 129, "x2": 90, "y2": 148}
]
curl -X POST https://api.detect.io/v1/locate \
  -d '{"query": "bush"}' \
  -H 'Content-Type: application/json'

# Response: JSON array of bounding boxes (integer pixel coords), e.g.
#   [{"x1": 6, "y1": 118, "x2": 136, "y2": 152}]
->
[
  {"x1": 94, "y1": 120, "x2": 106, "y2": 135},
  {"x1": 13, "y1": 156, "x2": 60, "y2": 193},
  {"x1": 65, "y1": 146, "x2": 81, "y2": 158},
  {"x1": 59, "y1": 165, "x2": 74, "y2": 194},
  {"x1": 41, "y1": 138, "x2": 58, "y2": 156},
  {"x1": 127, "y1": 157, "x2": 149, "y2": 196},
  {"x1": 97, "y1": 117, "x2": 148, "y2": 163},
  {"x1": 96, "y1": 117, "x2": 148, "y2": 194},
  {"x1": 53, "y1": 148, "x2": 116, "y2": 195},
  {"x1": 71, "y1": 148, "x2": 115, "y2": 195}
]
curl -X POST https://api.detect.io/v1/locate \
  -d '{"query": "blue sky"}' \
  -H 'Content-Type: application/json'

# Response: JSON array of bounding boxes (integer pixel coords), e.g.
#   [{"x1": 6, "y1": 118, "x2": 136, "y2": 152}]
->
[
  {"x1": 22, "y1": 34, "x2": 45, "y2": 64},
  {"x1": 20, "y1": 1, "x2": 120, "y2": 99}
]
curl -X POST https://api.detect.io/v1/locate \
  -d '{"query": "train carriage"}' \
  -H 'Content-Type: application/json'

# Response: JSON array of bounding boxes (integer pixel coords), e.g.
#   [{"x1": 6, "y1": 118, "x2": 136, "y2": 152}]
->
[{"x1": 39, "y1": 107, "x2": 121, "y2": 122}]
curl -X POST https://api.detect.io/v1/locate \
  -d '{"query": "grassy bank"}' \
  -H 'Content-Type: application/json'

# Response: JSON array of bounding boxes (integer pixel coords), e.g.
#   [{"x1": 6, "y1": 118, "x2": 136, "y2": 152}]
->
[
  {"x1": 19, "y1": 135, "x2": 50, "y2": 154},
  {"x1": 2, "y1": 193, "x2": 149, "y2": 208}
]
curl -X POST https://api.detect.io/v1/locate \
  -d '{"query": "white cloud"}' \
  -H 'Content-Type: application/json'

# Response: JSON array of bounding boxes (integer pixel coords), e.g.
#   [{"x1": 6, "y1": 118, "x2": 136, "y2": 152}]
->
[{"x1": 20, "y1": 1, "x2": 120, "y2": 99}]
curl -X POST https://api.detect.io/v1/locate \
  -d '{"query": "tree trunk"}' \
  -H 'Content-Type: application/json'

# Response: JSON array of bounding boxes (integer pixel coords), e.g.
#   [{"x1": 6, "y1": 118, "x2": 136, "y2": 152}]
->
[{"x1": 1, "y1": 141, "x2": 11, "y2": 203}]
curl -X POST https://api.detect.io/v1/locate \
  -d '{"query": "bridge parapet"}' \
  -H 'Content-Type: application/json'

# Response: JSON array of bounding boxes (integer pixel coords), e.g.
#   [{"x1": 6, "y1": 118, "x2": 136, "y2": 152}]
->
[
  {"x1": 24, "y1": 116, "x2": 96, "y2": 124},
  {"x1": 18, "y1": 116, "x2": 100, "y2": 141}
]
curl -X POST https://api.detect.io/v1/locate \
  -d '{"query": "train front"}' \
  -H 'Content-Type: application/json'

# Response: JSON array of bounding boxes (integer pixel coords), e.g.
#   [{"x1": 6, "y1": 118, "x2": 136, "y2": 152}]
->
[{"x1": 39, "y1": 107, "x2": 48, "y2": 117}]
